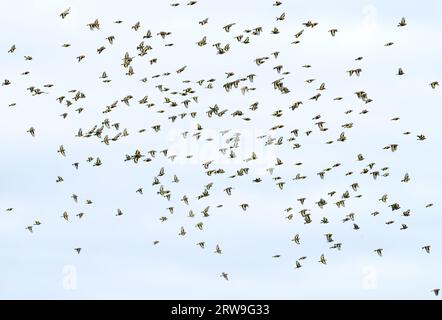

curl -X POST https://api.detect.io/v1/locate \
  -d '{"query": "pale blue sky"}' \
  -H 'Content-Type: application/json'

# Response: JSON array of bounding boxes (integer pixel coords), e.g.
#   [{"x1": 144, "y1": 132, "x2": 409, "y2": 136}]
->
[{"x1": 0, "y1": 0, "x2": 441, "y2": 299}]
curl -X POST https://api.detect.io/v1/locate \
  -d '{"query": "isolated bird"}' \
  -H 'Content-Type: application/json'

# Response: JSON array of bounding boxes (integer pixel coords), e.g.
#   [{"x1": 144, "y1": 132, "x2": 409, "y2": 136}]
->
[
  {"x1": 397, "y1": 17, "x2": 407, "y2": 27},
  {"x1": 60, "y1": 8, "x2": 70, "y2": 19}
]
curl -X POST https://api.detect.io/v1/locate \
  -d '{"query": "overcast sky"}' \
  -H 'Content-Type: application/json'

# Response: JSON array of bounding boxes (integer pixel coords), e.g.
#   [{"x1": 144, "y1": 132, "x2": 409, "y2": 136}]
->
[{"x1": 0, "y1": 0, "x2": 441, "y2": 299}]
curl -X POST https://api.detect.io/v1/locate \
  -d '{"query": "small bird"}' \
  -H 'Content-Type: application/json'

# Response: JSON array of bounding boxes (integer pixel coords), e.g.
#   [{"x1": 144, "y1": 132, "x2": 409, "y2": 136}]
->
[
  {"x1": 106, "y1": 36, "x2": 115, "y2": 45},
  {"x1": 60, "y1": 8, "x2": 70, "y2": 19},
  {"x1": 131, "y1": 21, "x2": 141, "y2": 31},
  {"x1": 199, "y1": 18, "x2": 208, "y2": 25},
  {"x1": 57, "y1": 145, "x2": 66, "y2": 156},
  {"x1": 93, "y1": 158, "x2": 102, "y2": 167},
  {"x1": 276, "y1": 13, "x2": 286, "y2": 21},
  {"x1": 27, "y1": 127, "x2": 35, "y2": 137},
  {"x1": 328, "y1": 29, "x2": 338, "y2": 36},
  {"x1": 240, "y1": 203, "x2": 249, "y2": 211},
  {"x1": 401, "y1": 173, "x2": 410, "y2": 183},
  {"x1": 397, "y1": 17, "x2": 407, "y2": 27},
  {"x1": 430, "y1": 81, "x2": 439, "y2": 89},
  {"x1": 223, "y1": 23, "x2": 236, "y2": 32},
  {"x1": 422, "y1": 245, "x2": 431, "y2": 254}
]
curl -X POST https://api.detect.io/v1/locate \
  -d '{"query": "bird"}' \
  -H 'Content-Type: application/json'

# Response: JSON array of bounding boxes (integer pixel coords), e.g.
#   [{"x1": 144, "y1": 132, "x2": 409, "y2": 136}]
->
[
  {"x1": 397, "y1": 17, "x2": 407, "y2": 27},
  {"x1": 223, "y1": 23, "x2": 236, "y2": 32},
  {"x1": 87, "y1": 19, "x2": 100, "y2": 30},
  {"x1": 57, "y1": 145, "x2": 66, "y2": 156},
  {"x1": 292, "y1": 234, "x2": 300, "y2": 245},
  {"x1": 303, "y1": 21, "x2": 318, "y2": 28},
  {"x1": 60, "y1": 8, "x2": 70, "y2": 19},
  {"x1": 132, "y1": 21, "x2": 141, "y2": 31},
  {"x1": 27, "y1": 127, "x2": 35, "y2": 137},
  {"x1": 276, "y1": 13, "x2": 286, "y2": 21},
  {"x1": 61, "y1": 211, "x2": 69, "y2": 221},
  {"x1": 430, "y1": 81, "x2": 439, "y2": 89},
  {"x1": 401, "y1": 173, "x2": 410, "y2": 183},
  {"x1": 199, "y1": 18, "x2": 208, "y2": 25},
  {"x1": 328, "y1": 29, "x2": 338, "y2": 36}
]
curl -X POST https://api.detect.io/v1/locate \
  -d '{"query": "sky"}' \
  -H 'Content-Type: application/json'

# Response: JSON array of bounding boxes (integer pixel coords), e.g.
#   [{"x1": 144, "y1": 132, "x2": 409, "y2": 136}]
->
[{"x1": 0, "y1": 0, "x2": 441, "y2": 299}]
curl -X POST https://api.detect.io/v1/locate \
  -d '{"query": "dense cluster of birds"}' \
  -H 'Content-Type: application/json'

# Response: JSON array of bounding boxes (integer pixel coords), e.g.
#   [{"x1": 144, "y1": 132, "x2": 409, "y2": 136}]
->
[{"x1": 2, "y1": 1, "x2": 440, "y2": 297}]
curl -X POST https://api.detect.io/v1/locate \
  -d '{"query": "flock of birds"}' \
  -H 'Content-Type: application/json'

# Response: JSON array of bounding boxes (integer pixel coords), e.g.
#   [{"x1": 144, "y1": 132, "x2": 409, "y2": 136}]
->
[{"x1": 2, "y1": 1, "x2": 440, "y2": 298}]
